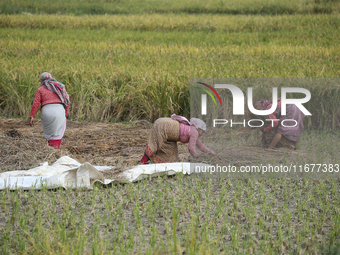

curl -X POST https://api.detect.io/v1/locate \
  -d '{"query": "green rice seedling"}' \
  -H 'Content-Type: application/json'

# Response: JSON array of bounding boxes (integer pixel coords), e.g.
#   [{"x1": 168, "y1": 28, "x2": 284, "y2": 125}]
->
[{"x1": 1, "y1": 176, "x2": 339, "y2": 253}]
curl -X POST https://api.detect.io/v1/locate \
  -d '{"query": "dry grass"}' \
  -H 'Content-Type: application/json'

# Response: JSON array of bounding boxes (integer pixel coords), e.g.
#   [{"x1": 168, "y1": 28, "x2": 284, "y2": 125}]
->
[
  {"x1": 0, "y1": 117, "x2": 306, "y2": 172},
  {"x1": 0, "y1": 119, "x2": 65, "y2": 170},
  {"x1": 0, "y1": 118, "x2": 190, "y2": 174}
]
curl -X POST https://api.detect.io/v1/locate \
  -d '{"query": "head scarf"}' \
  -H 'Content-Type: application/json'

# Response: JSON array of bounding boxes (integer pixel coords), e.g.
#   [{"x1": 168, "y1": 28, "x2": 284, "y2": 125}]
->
[
  {"x1": 171, "y1": 114, "x2": 191, "y2": 125},
  {"x1": 171, "y1": 114, "x2": 207, "y2": 131},
  {"x1": 40, "y1": 72, "x2": 70, "y2": 107},
  {"x1": 256, "y1": 100, "x2": 272, "y2": 110},
  {"x1": 189, "y1": 118, "x2": 206, "y2": 131},
  {"x1": 256, "y1": 99, "x2": 281, "y2": 111}
]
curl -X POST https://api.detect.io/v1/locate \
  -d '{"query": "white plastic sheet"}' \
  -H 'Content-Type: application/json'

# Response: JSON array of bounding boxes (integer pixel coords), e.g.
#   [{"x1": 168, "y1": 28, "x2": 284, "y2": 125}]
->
[{"x1": 0, "y1": 156, "x2": 203, "y2": 190}]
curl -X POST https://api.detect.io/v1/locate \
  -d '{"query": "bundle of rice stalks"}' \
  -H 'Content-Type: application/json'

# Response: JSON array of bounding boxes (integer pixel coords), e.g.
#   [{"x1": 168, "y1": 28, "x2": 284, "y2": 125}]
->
[
  {"x1": 0, "y1": 133, "x2": 69, "y2": 171},
  {"x1": 5, "y1": 128, "x2": 23, "y2": 138},
  {"x1": 247, "y1": 111, "x2": 296, "y2": 150}
]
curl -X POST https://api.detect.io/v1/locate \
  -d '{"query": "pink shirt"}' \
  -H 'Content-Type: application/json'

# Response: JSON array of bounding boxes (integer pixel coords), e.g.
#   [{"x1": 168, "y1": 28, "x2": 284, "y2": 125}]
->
[
  {"x1": 264, "y1": 111, "x2": 280, "y2": 132},
  {"x1": 179, "y1": 123, "x2": 214, "y2": 157},
  {"x1": 30, "y1": 85, "x2": 69, "y2": 118},
  {"x1": 173, "y1": 115, "x2": 214, "y2": 156},
  {"x1": 179, "y1": 123, "x2": 190, "y2": 143},
  {"x1": 261, "y1": 101, "x2": 281, "y2": 132}
]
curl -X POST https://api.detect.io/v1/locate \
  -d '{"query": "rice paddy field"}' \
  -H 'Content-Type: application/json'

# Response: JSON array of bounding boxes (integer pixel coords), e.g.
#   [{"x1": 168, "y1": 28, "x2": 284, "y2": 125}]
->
[
  {"x1": 1, "y1": 0, "x2": 340, "y2": 254},
  {"x1": 1, "y1": 13, "x2": 340, "y2": 123}
]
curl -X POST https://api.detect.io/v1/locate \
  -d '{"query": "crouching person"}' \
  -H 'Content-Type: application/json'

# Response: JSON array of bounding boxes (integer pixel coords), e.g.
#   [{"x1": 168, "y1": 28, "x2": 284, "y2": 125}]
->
[
  {"x1": 257, "y1": 99, "x2": 305, "y2": 150},
  {"x1": 140, "y1": 114, "x2": 215, "y2": 164}
]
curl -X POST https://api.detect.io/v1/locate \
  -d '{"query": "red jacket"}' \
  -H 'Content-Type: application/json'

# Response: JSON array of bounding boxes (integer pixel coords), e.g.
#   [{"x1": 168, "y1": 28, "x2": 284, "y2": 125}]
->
[{"x1": 30, "y1": 85, "x2": 69, "y2": 118}]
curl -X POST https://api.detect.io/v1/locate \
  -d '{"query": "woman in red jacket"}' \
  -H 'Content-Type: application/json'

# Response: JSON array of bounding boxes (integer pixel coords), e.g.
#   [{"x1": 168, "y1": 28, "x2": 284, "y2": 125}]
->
[{"x1": 29, "y1": 72, "x2": 70, "y2": 149}]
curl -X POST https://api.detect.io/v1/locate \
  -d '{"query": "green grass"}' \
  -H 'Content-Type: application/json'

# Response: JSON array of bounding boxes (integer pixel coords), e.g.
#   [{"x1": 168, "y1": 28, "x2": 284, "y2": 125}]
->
[
  {"x1": 0, "y1": 14, "x2": 339, "y2": 124},
  {"x1": 0, "y1": 0, "x2": 340, "y2": 15},
  {"x1": 1, "y1": 170, "x2": 340, "y2": 254},
  {"x1": 0, "y1": 0, "x2": 339, "y2": 15}
]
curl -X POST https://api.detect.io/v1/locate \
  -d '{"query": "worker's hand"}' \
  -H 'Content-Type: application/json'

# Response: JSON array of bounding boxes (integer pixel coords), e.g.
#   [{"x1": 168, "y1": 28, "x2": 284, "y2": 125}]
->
[{"x1": 29, "y1": 117, "x2": 34, "y2": 127}]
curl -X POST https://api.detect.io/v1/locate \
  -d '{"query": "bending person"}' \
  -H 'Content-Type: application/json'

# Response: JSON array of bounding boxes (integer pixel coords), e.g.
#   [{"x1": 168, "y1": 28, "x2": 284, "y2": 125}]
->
[
  {"x1": 257, "y1": 99, "x2": 305, "y2": 150},
  {"x1": 29, "y1": 72, "x2": 70, "y2": 149},
  {"x1": 140, "y1": 114, "x2": 215, "y2": 164}
]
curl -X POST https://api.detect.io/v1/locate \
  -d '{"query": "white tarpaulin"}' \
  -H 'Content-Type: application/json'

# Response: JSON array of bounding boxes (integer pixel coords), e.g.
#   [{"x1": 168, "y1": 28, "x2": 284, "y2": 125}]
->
[{"x1": 0, "y1": 156, "x2": 204, "y2": 190}]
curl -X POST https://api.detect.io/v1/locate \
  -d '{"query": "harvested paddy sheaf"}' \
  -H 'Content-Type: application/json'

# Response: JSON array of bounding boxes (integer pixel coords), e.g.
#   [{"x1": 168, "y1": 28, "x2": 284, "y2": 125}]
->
[
  {"x1": 0, "y1": 118, "x2": 307, "y2": 173},
  {"x1": 0, "y1": 118, "x2": 192, "y2": 175},
  {"x1": 0, "y1": 119, "x2": 63, "y2": 170},
  {"x1": 0, "y1": 118, "x2": 147, "y2": 173},
  {"x1": 0, "y1": 133, "x2": 62, "y2": 171}
]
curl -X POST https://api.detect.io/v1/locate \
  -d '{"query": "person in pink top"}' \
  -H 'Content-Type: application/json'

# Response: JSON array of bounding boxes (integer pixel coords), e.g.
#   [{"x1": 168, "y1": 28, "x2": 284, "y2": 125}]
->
[
  {"x1": 140, "y1": 114, "x2": 215, "y2": 164},
  {"x1": 257, "y1": 99, "x2": 305, "y2": 150},
  {"x1": 29, "y1": 72, "x2": 70, "y2": 149}
]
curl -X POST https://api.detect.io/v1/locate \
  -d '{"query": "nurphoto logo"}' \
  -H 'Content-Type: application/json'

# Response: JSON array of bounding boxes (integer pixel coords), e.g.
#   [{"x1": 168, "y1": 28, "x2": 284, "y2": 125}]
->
[{"x1": 196, "y1": 82, "x2": 311, "y2": 128}]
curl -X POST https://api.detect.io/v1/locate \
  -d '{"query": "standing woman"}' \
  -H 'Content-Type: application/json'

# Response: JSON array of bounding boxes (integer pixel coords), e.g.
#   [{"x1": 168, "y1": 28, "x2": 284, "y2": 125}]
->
[
  {"x1": 140, "y1": 114, "x2": 215, "y2": 164},
  {"x1": 29, "y1": 72, "x2": 70, "y2": 149}
]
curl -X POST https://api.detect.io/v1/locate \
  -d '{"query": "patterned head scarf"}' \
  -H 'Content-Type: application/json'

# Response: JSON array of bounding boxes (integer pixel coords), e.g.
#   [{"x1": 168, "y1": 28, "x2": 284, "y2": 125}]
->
[
  {"x1": 189, "y1": 118, "x2": 206, "y2": 131},
  {"x1": 256, "y1": 100, "x2": 272, "y2": 110},
  {"x1": 40, "y1": 72, "x2": 70, "y2": 107},
  {"x1": 256, "y1": 99, "x2": 281, "y2": 110}
]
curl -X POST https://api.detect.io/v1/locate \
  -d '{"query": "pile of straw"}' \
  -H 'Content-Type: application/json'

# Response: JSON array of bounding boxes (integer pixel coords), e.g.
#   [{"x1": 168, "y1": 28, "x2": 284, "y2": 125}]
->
[{"x1": 0, "y1": 129, "x2": 66, "y2": 171}]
